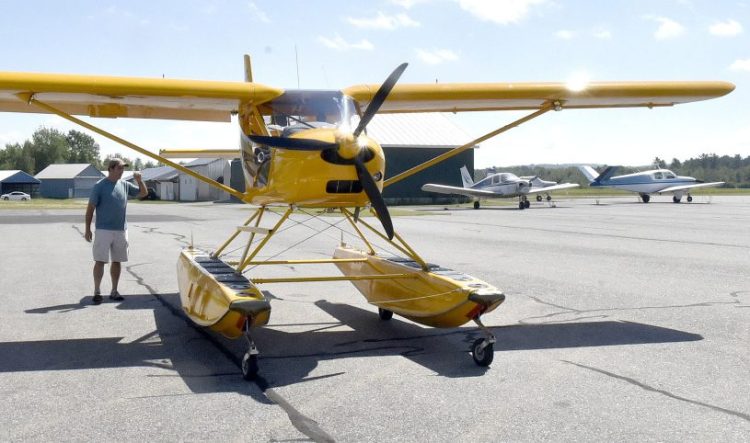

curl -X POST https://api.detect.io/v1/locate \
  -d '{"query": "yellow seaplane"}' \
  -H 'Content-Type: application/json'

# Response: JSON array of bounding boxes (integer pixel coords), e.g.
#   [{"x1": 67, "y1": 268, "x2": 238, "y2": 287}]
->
[{"x1": 0, "y1": 57, "x2": 734, "y2": 379}]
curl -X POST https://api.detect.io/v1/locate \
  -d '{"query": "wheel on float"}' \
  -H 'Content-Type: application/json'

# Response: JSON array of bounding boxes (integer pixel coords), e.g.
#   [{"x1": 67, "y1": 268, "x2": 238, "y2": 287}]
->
[
  {"x1": 378, "y1": 307, "x2": 393, "y2": 321},
  {"x1": 471, "y1": 338, "x2": 494, "y2": 366},
  {"x1": 241, "y1": 352, "x2": 258, "y2": 380}
]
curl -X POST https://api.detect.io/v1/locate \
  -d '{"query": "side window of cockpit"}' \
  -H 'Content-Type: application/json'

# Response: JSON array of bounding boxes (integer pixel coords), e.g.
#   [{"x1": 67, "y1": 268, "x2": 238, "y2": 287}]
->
[
  {"x1": 654, "y1": 172, "x2": 663, "y2": 179},
  {"x1": 665, "y1": 172, "x2": 676, "y2": 179},
  {"x1": 492, "y1": 175, "x2": 499, "y2": 185}
]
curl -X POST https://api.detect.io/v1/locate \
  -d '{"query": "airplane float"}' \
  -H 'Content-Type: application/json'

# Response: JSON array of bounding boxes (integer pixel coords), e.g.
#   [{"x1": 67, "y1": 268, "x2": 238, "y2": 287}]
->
[
  {"x1": 422, "y1": 165, "x2": 579, "y2": 209},
  {"x1": 578, "y1": 165, "x2": 725, "y2": 203},
  {"x1": 0, "y1": 57, "x2": 734, "y2": 379}
]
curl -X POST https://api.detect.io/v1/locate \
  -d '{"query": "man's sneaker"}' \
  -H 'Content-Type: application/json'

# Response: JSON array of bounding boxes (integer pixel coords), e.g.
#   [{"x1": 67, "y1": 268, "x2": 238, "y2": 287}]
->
[
  {"x1": 110, "y1": 291, "x2": 124, "y2": 301},
  {"x1": 92, "y1": 292, "x2": 103, "y2": 305}
]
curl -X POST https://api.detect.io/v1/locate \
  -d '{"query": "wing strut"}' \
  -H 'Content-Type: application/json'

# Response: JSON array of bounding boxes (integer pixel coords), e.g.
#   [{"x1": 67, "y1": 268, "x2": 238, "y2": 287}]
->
[
  {"x1": 383, "y1": 102, "x2": 555, "y2": 188},
  {"x1": 22, "y1": 95, "x2": 246, "y2": 201}
]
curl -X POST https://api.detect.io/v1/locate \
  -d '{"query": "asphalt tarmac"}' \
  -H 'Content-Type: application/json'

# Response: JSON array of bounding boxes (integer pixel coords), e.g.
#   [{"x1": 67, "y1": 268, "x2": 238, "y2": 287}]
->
[{"x1": 1, "y1": 195, "x2": 748, "y2": 442}]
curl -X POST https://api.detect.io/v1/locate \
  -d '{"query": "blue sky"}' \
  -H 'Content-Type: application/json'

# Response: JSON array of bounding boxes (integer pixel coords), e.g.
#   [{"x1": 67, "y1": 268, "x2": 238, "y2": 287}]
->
[{"x1": 0, "y1": 0, "x2": 747, "y2": 167}]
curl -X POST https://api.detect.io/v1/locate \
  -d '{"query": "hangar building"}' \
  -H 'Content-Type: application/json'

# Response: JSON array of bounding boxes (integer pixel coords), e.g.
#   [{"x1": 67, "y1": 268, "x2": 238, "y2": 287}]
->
[
  {"x1": 35, "y1": 163, "x2": 103, "y2": 198},
  {"x1": 0, "y1": 170, "x2": 40, "y2": 197},
  {"x1": 367, "y1": 113, "x2": 475, "y2": 205}
]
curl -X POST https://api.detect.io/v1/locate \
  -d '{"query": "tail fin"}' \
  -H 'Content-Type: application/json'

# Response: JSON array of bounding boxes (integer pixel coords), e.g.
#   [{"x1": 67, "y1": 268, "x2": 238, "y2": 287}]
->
[
  {"x1": 578, "y1": 165, "x2": 619, "y2": 184},
  {"x1": 459, "y1": 166, "x2": 474, "y2": 188},
  {"x1": 578, "y1": 165, "x2": 600, "y2": 183}
]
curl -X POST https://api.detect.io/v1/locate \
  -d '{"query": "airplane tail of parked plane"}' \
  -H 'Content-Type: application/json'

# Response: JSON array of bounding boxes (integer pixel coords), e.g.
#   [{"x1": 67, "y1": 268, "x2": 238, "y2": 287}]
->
[
  {"x1": 578, "y1": 165, "x2": 619, "y2": 185},
  {"x1": 460, "y1": 166, "x2": 474, "y2": 188}
]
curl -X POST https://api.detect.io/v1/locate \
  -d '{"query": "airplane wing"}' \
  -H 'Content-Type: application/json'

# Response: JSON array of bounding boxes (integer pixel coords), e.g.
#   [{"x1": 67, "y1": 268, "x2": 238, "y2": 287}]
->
[
  {"x1": 657, "y1": 182, "x2": 726, "y2": 194},
  {"x1": 421, "y1": 184, "x2": 498, "y2": 198},
  {"x1": 525, "y1": 183, "x2": 580, "y2": 194},
  {"x1": 0, "y1": 72, "x2": 284, "y2": 122},
  {"x1": 344, "y1": 81, "x2": 735, "y2": 113}
]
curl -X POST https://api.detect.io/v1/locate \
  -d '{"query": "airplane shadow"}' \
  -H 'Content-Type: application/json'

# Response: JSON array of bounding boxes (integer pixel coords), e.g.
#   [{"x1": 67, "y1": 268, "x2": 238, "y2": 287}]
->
[{"x1": 11, "y1": 294, "x2": 703, "y2": 396}]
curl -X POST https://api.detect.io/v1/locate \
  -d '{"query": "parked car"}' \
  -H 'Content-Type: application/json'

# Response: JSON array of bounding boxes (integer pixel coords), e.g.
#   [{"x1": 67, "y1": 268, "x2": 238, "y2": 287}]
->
[{"x1": 1, "y1": 191, "x2": 31, "y2": 201}]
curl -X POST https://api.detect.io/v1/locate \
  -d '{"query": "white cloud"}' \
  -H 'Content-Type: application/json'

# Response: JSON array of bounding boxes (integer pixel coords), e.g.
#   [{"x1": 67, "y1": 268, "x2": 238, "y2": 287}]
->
[
  {"x1": 389, "y1": 0, "x2": 432, "y2": 8},
  {"x1": 730, "y1": 58, "x2": 750, "y2": 72},
  {"x1": 247, "y1": 1, "x2": 270, "y2": 23},
  {"x1": 456, "y1": 0, "x2": 546, "y2": 25},
  {"x1": 555, "y1": 30, "x2": 575, "y2": 40},
  {"x1": 650, "y1": 17, "x2": 685, "y2": 40},
  {"x1": 416, "y1": 48, "x2": 459, "y2": 64},
  {"x1": 318, "y1": 34, "x2": 374, "y2": 51},
  {"x1": 709, "y1": 19, "x2": 742, "y2": 37},
  {"x1": 346, "y1": 12, "x2": 420, "y2": 30}
]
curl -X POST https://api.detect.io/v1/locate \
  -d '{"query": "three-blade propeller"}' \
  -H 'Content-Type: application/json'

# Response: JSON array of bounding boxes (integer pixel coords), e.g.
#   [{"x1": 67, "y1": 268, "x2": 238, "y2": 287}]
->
[{"x1": 246, "y1": 63, "x2": 408, "y2": 240}]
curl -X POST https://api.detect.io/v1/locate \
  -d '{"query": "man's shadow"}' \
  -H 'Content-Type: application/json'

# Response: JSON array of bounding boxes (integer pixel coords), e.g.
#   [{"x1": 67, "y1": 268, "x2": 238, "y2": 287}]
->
[{"x1": 13, "y1": 293, "x2": 703, "y2": 398}]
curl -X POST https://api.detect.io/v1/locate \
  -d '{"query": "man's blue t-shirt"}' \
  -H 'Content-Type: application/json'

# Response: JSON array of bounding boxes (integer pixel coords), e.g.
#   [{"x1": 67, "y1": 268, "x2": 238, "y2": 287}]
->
[{"x1": 89, "y1": 178, "x2": 139, "y2": 231}]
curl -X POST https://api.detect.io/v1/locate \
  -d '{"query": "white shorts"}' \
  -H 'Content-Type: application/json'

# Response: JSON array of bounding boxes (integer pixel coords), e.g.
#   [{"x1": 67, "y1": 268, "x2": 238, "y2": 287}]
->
[{"x1": 93, "y1": 229, "x2": 129, "y2": 263}]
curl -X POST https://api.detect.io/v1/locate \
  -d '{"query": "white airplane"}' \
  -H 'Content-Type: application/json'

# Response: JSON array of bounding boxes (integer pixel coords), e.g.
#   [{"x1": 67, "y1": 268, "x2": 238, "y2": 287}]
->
[
  {"x1": 578, "y1": 165, "x2": 725, "y2": 203},
  {"x1": 422, "y1": 166, "x2": 579, "y2": 209}
]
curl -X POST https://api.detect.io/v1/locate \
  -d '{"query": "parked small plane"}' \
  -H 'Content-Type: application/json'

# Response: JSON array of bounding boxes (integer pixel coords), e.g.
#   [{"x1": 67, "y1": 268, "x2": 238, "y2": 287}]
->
[
  {"x1": 578, "y1": 165, "x2": 725, "y2": 203},
  {"x1": 0, "y1": 56, "x2": 734, "y2": 379},
  {"x1": 422, "y1": 166, "x2": 579, "y2": 209}
]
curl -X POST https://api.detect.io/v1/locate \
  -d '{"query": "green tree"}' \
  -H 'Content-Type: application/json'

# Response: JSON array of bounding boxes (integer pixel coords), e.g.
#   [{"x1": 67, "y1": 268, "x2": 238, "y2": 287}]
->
[
  {"x1": 30, "y1": 127, "x2": 69, "y2": 173},
  {"x1": 66, "y1": 130, "x2": 100, "y2": 164}
]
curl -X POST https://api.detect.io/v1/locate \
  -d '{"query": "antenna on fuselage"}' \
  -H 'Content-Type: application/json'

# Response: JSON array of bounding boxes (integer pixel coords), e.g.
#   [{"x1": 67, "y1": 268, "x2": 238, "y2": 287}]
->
[{"x1": 294, "y1": 44, "x2": 300, "y2": 88}]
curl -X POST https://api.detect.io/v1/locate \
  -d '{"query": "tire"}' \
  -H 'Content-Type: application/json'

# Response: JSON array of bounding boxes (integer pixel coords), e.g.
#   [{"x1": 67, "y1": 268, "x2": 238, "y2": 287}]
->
[
  {"x1": 241, "y1": 352, "x2": 258, "y2": 381},
  {"x1": 641, "y1": 194, "x2": 650, "y2": 203},
  {"x1": 2, "y1": 197, "x2": 8, "y2": 201},
  {"x1": 471, "y1": 338, "x2": 494, "y2": 366},
  {"x1": 673, "y1": 196, "x2": 681, "y2": 203},
  {"x1": 518, "y1": 201, "x2": 524, "y2": 210},
  {"x1": 546, "y1": 195, "x2": 552, "y2": 202},
  {"x1": 687, "y1": 196, "x2": 693, "y2": 203},
  {"x1": 21, "y1": 197, "x2": 27, "y2": 201},
  {"x1": 473, "y1": 201, "x2": 480, "y2": 210},
  {"x1": 378, "y1": 308, "x2": 393, "y2": 321},
  {"x1": 536, "y1": 195, "x2": 542, "y2": 202},
  {"x1": 524, "y1": 200, "x2": 531, "y2": 209}
]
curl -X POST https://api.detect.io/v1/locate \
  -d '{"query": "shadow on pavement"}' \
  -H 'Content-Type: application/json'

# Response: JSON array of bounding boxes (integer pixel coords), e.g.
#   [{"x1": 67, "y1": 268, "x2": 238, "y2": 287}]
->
[{"x1": 11, "y1": 295, "x2": 703, "y2": 397}]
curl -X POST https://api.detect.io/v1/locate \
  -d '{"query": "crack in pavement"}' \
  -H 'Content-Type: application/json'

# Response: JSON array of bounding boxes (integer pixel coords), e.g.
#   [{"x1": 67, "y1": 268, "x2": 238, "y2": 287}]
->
[
  {"x1": 520, "y1": 293, "x2": 744, "y2": 324},
  {"x1": 124, "y1": 263, "x2": 335, "y2": 443},
  {"x1": 563, "y1": 360, "x2": 750, "y2": 423},
  {"x1": 131, "y1": 224, "x2": 190, "y2": 247}
]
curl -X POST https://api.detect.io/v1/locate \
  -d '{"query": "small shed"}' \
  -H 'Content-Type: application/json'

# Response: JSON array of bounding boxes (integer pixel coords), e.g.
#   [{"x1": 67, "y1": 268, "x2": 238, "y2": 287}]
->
[
  {"x1": 0, "y1": 170, "x2": 41, "y2": 197},
  {"x1": 178, "y1": 158, "x2": 229, "y2": 201},
  {"x1": 135, "y1": 166, "x2": 179, "y2": 200},
  {"x1": 35, "y1": 164, "x2": 104, "y2": 198},
  {"x1": 367, "y1": 113, "x2": 476, "y2": 205}
]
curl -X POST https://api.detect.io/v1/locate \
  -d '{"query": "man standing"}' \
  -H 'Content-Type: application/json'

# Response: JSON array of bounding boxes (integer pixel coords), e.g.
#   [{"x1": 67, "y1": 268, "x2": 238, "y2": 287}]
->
[{"x1": 85, "y1": 158, "x2": 147, "y2": 304}]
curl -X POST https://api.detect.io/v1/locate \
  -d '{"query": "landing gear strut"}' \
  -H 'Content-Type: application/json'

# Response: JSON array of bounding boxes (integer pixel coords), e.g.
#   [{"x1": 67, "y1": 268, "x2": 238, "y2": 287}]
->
[
  {"x1": 241, "y1": 318, "x2": 260, "y2": 380},
  {"x1": 471, "y1": 316, "x2": 496, "y2": 366}
]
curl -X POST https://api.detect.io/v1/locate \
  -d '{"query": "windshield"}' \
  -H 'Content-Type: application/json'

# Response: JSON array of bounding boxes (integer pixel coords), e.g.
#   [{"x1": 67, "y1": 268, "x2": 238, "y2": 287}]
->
[{"x1": 259, "y1": 90, "x2": 359, "y2": 135}]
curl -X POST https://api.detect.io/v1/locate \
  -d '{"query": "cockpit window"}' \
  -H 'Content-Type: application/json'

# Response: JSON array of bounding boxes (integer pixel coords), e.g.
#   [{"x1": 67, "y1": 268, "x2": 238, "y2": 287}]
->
[
  {"x1": 664, "y1": 172, "x2": 676, "y2": 179},
  {"x1": 654, "y1": 172, "x2": 663, "y2": 179},
  {"x1": 259, "y1": 90, "x2": 359, "y2": 135}
]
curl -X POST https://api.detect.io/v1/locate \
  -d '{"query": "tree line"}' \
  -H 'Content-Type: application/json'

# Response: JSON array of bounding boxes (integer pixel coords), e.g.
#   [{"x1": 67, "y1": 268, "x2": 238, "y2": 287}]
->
[
  {"x1": 0, "y1": 127, "x2": 157, "y2": 174},
  {"x1": 476, "y1": 154, "x2": 750, "y2": 188}
]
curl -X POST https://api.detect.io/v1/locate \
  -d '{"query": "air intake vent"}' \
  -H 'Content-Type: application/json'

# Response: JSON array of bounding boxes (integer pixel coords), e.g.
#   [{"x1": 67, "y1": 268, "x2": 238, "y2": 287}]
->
[{"x1": 326, "y1": 180, "x2": 363, "y2": 194}]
